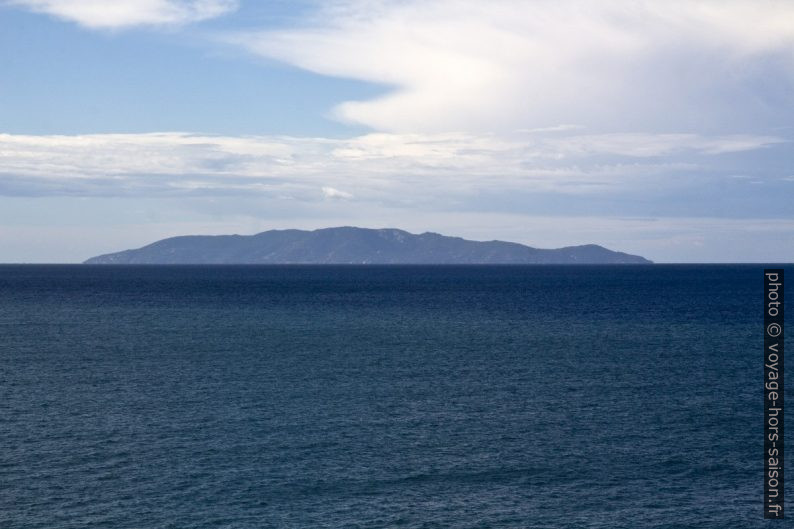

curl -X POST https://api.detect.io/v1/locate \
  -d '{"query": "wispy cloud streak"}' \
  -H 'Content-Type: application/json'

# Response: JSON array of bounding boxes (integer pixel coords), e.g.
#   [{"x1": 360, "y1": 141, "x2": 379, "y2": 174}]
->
[
  {"x1": 8, "y1": 0, "x2": 237, "y2": 29},
  {"x1": 0, "y1": 130, "x2": 783, "y2": 198}
]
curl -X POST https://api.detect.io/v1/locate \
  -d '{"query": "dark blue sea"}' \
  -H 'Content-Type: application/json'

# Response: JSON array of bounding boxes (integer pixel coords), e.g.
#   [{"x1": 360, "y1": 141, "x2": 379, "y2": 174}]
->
[{"x1": 0, "y1": 265, "x2": 787, "y2": 528}]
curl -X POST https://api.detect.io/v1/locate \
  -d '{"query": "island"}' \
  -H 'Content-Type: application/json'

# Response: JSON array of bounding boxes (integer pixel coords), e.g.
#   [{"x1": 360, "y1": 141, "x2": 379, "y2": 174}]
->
[{"x1": 83, "y1": 227, "x2": 652, "y2": 265}]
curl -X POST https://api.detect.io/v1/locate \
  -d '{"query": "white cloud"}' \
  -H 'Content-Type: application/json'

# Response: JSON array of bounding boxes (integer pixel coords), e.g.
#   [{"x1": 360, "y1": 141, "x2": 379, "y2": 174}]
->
[
  {"x1": 231, "y1": 0, "x2": 794, "y2": 133},
  {"x1": 542, "y1": 133, "x2": 785, "y2": 157},
  {"x1": 9, "y1": 0, "x2": 237, "y2": 29},
  {"x1": 322, "y1": 186, "x2": 354, "y2": 200},
  {"x1": 0, "y1": 130, "x2": 781, "y2": 198}
]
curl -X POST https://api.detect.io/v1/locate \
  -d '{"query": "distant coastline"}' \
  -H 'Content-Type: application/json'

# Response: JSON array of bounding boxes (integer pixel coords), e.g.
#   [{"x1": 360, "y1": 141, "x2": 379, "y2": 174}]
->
[{"x1": 84, "y1": 227, "x2": 652, "y2": 265}]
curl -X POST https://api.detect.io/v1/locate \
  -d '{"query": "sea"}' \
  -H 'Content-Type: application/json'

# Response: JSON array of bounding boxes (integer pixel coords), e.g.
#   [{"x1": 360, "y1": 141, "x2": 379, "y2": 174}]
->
[{"x1": 0, "y1": 264, "x2": 787, "y2": 528}]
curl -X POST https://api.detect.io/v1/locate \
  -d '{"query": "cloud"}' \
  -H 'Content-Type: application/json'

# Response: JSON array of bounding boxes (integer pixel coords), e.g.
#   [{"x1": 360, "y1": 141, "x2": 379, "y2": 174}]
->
[
  {"x1": 542, "y1": 133, "x2": 785, "y2": 157},
  {"x1": 230, "y1": 0, "x2": 794, "y2": 134},
  {"x1": 0, "y1": 130, "x2": 782, "y2": 199},
  {"x1": 322, "y1": 186, "x2": 354, "y2": 200},
  {"x1": 9, "y1": 0, "x2": 237, "y2": 29}
]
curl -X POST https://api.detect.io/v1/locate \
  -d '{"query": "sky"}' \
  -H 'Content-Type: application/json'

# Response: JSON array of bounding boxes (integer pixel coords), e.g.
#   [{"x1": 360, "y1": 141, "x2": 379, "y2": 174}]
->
[{"x1": 1, "y1": 0, "x2": 793, "y2": 263}]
